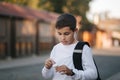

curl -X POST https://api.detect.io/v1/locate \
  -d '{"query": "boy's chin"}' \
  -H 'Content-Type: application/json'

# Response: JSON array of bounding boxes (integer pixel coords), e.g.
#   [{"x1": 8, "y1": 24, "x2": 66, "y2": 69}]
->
[
  {"x1": 61, "y1": 42, "x2": 71, "y2": 45},
  {"x1": 62, "y1": 43, "x2": 68, "y2": 45}
]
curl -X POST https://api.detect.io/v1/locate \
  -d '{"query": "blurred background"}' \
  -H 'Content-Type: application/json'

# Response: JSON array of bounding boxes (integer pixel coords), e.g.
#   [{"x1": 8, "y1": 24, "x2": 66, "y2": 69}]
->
[{"x1": 0, "y1": 0, "x2": 120, "y2": 80}]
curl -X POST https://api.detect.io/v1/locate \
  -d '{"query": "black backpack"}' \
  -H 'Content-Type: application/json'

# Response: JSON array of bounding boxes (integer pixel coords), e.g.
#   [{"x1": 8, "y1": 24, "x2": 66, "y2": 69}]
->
[{"x1": 73, "y1": 41, "x2": 101, "y2": 80}]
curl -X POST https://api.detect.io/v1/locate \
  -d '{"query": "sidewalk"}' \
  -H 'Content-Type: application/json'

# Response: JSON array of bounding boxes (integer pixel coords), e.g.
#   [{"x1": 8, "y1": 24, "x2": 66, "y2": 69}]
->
[
  {"x1": 0, "y1": 53, "x2": 49, "y2": 69},
  {"x1": 0, "y1": 47, "x2": 120, "y2": 80},
  {"x1": 92, "y1": 47, "x2": 120, "y2": 56},
  {"x1": 93, "y1": 47, "x2": 120, "y2": 80},
  {"x1": 1, "y1": 47, "x2": 120, "y2": 69}
]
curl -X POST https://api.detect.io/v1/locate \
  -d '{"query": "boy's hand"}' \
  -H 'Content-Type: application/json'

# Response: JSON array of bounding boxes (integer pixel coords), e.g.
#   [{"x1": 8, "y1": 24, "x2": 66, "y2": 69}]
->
[
  {"x1": 45, "y1": 58, "x2": 55, "y2": 69},
  {"x1": 55, "y1": 65, "x2": 73, "y2": 76}
]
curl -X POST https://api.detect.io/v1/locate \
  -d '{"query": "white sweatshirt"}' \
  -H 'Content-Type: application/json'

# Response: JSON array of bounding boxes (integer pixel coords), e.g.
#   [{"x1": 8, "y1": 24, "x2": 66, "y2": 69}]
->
[{"x1": 42, "y1": 41, "x2": 98, "y2": 80}]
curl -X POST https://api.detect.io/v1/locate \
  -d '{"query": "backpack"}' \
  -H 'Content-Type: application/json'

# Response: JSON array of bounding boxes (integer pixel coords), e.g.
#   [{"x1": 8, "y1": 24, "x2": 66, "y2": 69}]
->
[{"x1": 73, "y1": 41, "x2": 101, "y2": 80}]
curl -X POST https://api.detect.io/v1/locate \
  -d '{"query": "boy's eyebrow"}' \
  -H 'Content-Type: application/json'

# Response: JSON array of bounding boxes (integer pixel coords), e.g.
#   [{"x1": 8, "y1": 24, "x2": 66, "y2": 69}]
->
[
  {"x1": 57, "y1": 32, "x2": 62, "y2": 34},
  {"x1": 57, "y1": 32, "x2": 70, "y2": 35},
  {"x1": 57, "y1": 32, "x2": 61, "y2": 33}
]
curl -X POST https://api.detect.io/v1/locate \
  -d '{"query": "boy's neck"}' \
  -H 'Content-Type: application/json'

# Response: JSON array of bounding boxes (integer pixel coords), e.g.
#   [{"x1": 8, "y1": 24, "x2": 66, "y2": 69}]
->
[{"x1": 72, "y1": 39, "x2": 78, "y2": 44}]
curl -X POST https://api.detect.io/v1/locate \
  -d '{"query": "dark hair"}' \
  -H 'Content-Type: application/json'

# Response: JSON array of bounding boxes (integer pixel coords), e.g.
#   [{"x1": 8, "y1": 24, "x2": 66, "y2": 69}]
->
[{"x1": 55, "y1": 13, "x2": 76, "y2": 31}]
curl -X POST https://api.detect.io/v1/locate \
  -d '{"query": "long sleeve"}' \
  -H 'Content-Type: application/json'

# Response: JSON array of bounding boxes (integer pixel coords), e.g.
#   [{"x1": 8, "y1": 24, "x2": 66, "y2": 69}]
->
[
  {"x1": 72, "y1": 45, "x2": 98, "y2": 80},
  {"x1": 42, "y1": 67, "x2": 54, "y2": 79},
  {"x1": 41, "y1": 47, "x2": 55, "y2": 79}
]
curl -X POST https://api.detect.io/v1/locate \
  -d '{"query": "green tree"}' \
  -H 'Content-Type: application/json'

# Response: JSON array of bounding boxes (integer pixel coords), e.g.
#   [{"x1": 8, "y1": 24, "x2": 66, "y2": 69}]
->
[
  {"x1": 1, "y1": 0, "x2": 91, "y2": 22},
  {"x1": 38, "y1": 0, "x2": 91, "y2": 23},
  {"x1": 26, "y1": 0, "x2": 39, "y2": 9},
  {"x1": 1, "y1": 0, "x2": 93, "y2": 31},
  {"x1": 0, "y1": 0, "x2": 39, "y2": 9},
  {"x1": 63, "y1": 0, "x2": 91, "y2": 23},
  {"x1": 0, "y1": 0, "x2": 27, "y2": 5},
  {"x1": 38, "y1": 0, "x2": 93, "y2": 31}
]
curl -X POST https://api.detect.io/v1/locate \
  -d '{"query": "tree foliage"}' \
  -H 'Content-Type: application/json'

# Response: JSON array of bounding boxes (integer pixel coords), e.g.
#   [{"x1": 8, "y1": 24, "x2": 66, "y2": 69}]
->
[
  {"x1": 0, "y1": 0, "x2": 28, "y2": 5},
  {"x1": 0, "y1": 0, "x2": 39, "y2": 9},
  {"x1": 38, "y1": 0, "x2": 93, "y2": 30},
  {"x1": 38, "y1": 0, "x2": 92, "y2": 23},
  {"x1": 1, "y1": 0, "x2": 93, "y2": 31},
  {"x1": 1, "y1": 0, "x2": 91, "y2": 22}
]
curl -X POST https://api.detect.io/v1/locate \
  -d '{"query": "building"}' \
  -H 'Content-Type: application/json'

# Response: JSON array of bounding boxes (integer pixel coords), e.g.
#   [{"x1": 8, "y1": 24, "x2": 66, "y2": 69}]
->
[
  {"x1": 93, "y1": 13, "x2": 120, "y2": 48},
  {"x1": 0, "y1": 2, "x2": 59, "y2": 59}
]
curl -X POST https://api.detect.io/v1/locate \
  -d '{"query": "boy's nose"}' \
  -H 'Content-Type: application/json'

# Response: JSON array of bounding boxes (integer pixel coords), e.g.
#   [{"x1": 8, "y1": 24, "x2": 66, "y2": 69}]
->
[{"x1": 61, "y1": 35, "x2": 65, "y2": 40}]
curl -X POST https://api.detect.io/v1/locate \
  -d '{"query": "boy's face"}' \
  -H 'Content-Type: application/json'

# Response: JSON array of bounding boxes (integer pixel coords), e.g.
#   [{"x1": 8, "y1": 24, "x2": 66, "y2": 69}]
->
[{"x1": 56, "y1": 26, "x2": 76, "y2": 45}]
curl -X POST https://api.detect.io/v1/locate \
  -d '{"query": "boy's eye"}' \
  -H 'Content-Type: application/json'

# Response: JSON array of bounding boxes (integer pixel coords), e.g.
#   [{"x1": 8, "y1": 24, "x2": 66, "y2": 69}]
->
[
  {"x1": 58, "y1": 32, "x2": 62, "y2": 35},
  {"x1": 64, "y1": 32, "x2": 70, "y2": 35}
]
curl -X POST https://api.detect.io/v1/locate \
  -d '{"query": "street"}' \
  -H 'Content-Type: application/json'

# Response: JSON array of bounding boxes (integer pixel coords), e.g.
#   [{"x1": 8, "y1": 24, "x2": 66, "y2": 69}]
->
[
  {"x1": 0, "y1": 48, "x2": 120, "y2": 80},
  {"x1": 94, "y1": 55, "x2": 120, "y2": 80}
]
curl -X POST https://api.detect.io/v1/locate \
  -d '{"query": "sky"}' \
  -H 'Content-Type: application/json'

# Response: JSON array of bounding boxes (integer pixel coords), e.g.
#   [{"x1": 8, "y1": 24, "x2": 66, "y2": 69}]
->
[{"x1": 87, "y1": 0, "x2": 120, "y2": 21}]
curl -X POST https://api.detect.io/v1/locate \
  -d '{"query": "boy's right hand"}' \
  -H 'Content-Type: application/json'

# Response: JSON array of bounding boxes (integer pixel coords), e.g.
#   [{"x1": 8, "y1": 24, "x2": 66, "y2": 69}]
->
[{"x1": 45, "y1": 58, "x2": 55, "y2": 69}]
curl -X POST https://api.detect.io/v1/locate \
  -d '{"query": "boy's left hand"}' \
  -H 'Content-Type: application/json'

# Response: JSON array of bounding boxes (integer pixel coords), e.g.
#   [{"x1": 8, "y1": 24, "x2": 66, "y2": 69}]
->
[{"x1": 55, "y1": 65, "x2": 73, "y2": 76}]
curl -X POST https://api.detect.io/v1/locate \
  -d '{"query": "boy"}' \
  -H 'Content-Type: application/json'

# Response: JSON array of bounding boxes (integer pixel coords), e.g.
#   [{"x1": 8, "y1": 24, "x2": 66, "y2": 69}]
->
[{"x1": 42, "y1": 13, "x2": 98, "y2": 80}]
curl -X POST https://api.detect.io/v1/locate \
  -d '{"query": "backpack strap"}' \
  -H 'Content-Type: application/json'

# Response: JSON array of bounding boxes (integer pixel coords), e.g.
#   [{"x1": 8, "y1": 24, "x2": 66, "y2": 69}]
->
[
  {"x1": 73, "y1": 41, "x2": 89, "y2": 70},
  {"x1": 73, "y1": 41, "x2": 101, "y2": 80}
]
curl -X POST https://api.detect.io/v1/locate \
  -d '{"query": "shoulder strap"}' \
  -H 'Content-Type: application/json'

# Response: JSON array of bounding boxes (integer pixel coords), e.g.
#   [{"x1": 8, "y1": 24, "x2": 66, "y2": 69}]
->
[
  {"x1": 73, "y1": 41, "x2": 89, "y2": 70},
  {"x1": 73, "y1": 41, "x2": 101, "y2": 80}
]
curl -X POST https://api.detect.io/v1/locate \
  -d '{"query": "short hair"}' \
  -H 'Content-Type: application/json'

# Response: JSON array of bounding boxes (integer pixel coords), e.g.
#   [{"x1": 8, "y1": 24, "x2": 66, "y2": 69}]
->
[{"x1": 55, "y1": 13, "x2": 76, "y2": 31}]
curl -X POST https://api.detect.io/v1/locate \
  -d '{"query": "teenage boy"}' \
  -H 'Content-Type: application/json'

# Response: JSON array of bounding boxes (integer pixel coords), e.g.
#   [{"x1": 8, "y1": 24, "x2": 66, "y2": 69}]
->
[{"x1": 42, "y1": 13, "x2": 98, "y2": 80}]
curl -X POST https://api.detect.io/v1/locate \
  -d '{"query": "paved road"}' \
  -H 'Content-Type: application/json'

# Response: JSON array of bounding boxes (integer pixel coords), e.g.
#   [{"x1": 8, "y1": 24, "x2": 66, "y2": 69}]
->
[
  {"x1": 0, "y1": 47, "x2": 120, "y2": 80},
  {"x1": 0, "y1": 55, "x2": 120, "y2": 80},
  {"x1": 94, "y1": 55, "x2": 120, "y2": 80},
  {"x1": 0, "y1": 64, "x2": 44, "y2": 80}
]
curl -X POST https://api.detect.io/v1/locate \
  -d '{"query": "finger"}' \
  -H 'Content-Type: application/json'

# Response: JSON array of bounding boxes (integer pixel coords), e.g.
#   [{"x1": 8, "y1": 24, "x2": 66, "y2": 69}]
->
[
  {"x1": 60, "y1": 70, "x2": 67, "y2": 75},
  {"x1": 59, "y1": 65, "x2": 67, "y2": 71},
  {"x1": 45, "y1": 60, "x2": 53, "y2": 68},
  {"x1": 55, "y1": 66, "x2": 66, "y2": 73},
  {"x1": 51, "y1": 59, "x2": 56, "y2": 64},
  {"x1": 48, "y1": 59, "x2": 55, "y2": 65}
]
